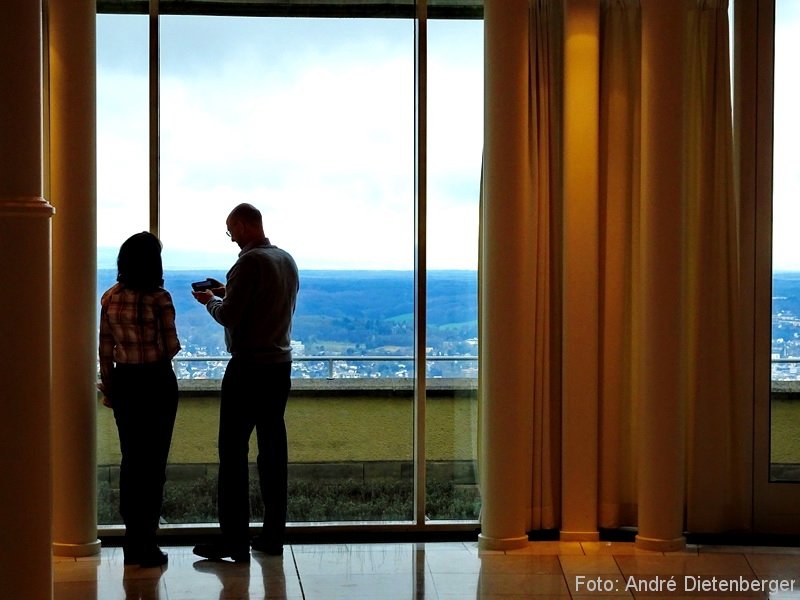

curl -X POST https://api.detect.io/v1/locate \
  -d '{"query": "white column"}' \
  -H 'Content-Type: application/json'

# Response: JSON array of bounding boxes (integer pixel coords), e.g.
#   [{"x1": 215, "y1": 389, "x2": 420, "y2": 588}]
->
[
  {"x1": 49, "y1": 0, "x2": 101, "y2": 557},
  {"x1": 561, "y1": 0, "x2": 601, "y2": 542},
  {"x1": 636, "y1": 0, "x2": 687, "y2": 552},
  {"x1": 479, "y1": 0, "x2": 536, "y2": 551},
  {"x1": 0, "y1": 1, "x2": 55, "y2": 598}
]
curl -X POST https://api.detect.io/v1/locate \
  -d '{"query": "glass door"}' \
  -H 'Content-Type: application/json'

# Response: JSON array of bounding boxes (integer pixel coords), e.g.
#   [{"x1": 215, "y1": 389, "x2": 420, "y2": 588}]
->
[
  {"x1": 159, "y1": 14, "x2": 417, "y2": 525},
  {"x1": 424, "y1": 17, "x2": 482, "y2": 522},
  {"x1": 753, "y1": 0, "x2": 800, "y2": 532},
  {"x1": 96, "y1": 2, "x2": 485, "y2": 530}
]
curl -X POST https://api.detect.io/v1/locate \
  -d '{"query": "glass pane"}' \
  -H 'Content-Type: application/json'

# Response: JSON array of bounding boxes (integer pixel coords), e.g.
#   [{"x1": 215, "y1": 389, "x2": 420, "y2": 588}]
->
[
  {"x1": 425, "y1": 18, "x2": 482, "y2": 521},
  {"x1": 96, "y1": 13, "x2": 150, "y2": 526},
  {"x1": 771, "y1": 1, "x2": 800, "y2": 482},
  {"x1": 158, "y1": 16, "x2": 415, "y2": 523},
  {"x1": 96, "y1": 15, "x2": 149, "y2": 265}
]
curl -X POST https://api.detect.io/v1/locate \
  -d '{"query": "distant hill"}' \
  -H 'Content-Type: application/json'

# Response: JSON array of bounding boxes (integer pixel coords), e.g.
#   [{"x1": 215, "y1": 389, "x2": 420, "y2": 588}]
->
[
  {"x1": 96, "y1": 269, "x2": 800, "y2": 378},
  {"x1": 97, "y1": 269, "x2": 478, "y2": 359}
]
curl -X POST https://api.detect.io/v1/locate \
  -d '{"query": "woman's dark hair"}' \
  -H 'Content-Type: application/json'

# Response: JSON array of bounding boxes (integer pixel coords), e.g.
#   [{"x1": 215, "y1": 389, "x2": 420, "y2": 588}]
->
[{"x1": 116, "y1": 232, "x2": 164, "y2": 291}]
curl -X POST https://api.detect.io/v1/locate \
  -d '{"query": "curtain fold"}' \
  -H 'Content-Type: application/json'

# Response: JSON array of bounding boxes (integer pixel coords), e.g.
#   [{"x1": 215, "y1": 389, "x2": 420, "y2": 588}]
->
[
  {"x1": 593, "y1": 0, "x2": 748, "y2": 533},
  {"x1": 507, "y1": 0, "x2": 748, "y2": 535},
  {"x1": 594, "y1": 0, "x2": 748, "y2": 533},
  {"x1": 528, "y1": 0, "x2": 563, "y2": 531},
  {"x1": 597, "y1": 0, "x2": 641, "y2": 529},
  {"x1": 683, "y1": 0, "x2": 749, "y2": 532}
]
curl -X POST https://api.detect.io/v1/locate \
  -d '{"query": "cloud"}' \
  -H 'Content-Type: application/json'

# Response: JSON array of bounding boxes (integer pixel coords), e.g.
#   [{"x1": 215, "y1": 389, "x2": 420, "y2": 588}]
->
[
  {"x1": 97, "y1": 15, "x2": 484, "y2": 270},
  {"x1": 771, "y1": 13, "x2": 800, "y2": 271}
]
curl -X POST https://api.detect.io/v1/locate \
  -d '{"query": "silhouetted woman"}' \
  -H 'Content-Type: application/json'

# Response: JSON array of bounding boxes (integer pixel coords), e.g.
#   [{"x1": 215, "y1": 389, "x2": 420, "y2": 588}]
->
[{"x1": 98, "y1": 232, "x2": 180, "y2": 568}]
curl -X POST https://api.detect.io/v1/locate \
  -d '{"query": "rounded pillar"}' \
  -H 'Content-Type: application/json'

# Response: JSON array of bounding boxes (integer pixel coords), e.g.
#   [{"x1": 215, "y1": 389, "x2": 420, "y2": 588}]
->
[
  {"x1": 0, "y1": 0, "x2": 55, "y2": 597},
  {"x1": 479, "y1": 0, "x2": 536, "y2": 551},
  {"x1": 49, "y1": 0, "x2": 101, "y2": 557},
  {"x1": 636, "y1": 0, "x2": 687, "y2": 552},
  {"x1": 561, "y1": 0, "x2": 601, "y2": 542}
]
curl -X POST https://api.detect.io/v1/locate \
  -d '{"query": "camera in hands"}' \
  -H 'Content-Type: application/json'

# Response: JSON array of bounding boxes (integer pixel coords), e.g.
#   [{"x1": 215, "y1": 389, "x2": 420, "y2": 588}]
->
[{"x1": 191, "y1": 278, "x2": 216, "y2": 292}]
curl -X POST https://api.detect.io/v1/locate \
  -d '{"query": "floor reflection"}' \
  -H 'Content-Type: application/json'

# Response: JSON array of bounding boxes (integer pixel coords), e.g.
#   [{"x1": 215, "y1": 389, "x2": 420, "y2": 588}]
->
[{"x1": 51, "y1": 541, "x2": 800, "y2": 599}]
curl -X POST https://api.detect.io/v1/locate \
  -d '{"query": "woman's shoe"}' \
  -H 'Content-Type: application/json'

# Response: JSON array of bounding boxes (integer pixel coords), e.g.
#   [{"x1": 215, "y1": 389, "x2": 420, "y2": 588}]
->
[
  {"x1": 123, "y1": 554, "x2": 140, "y2": 566},
  {"x1": 122, "y1": 544, "x2": 141, "y2": 566}
]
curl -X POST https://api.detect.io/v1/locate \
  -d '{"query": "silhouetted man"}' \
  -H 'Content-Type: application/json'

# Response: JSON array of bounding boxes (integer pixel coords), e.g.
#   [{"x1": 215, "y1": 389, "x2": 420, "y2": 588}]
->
[{"x1": 192, "y1": 203, "x2": 299, "y2": 562}]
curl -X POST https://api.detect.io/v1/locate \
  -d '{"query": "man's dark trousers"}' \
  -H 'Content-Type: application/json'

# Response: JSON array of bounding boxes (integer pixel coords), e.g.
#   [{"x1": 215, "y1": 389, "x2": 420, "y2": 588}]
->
[{"x1": 218, "y1": 357, "x2": 291, "y2": 551}]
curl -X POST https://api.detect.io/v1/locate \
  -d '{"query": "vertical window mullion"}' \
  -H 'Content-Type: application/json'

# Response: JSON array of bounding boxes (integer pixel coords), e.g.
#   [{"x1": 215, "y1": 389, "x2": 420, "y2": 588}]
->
[
  {"x1": 149, "y1": 0, "x2": 159, "y2": 236},
  {"x1": 414, "y1": 0, "x2": 428, "y2": 527}
]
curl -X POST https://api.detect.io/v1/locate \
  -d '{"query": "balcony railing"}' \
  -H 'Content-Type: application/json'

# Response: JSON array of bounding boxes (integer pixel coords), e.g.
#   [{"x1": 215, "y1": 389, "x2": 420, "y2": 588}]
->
[
  {"x1": 773, "y1": 358, "x2": 800, "y2": 380},
  {"x1": 102, "y1": 355, "x2": 800, "y2": 382},
  {"x1": 174, "y1": 356, "x2": 800, "y2": 380}
]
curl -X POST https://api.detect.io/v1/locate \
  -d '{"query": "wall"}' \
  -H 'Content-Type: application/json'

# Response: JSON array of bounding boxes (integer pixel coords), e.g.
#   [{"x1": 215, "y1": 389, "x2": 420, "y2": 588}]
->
[{"x1": 97, "y1": 378, "x2": 478, "y2": 467}]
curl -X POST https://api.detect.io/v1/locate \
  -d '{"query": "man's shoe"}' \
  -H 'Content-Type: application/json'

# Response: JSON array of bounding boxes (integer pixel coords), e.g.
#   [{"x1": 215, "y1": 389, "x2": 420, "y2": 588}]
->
[
  {"x1": 250, "y1": 536, "x2": 283, "y2": 556},
  {"x1": 193, "y1": 543, "x2": 250, "y2": 563},
  {"x1": 139, "y1": 548, "x2": 168, "y2": 568}
]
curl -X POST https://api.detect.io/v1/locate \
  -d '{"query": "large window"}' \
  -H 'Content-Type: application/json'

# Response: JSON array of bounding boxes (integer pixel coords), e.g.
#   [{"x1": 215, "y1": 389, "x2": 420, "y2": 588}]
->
[
  {"x1": 770, "y1": 0, "x2": 800, "y2": 482},
  {"x1": 96, "y1": 4, "x2": 482, "y2": 528}
]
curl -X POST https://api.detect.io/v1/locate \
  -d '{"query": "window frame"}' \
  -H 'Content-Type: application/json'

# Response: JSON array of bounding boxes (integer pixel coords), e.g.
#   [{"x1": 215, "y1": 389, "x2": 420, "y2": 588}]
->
[{"x1": 96, "y1": 0, "x2": 483, "y2": 537}]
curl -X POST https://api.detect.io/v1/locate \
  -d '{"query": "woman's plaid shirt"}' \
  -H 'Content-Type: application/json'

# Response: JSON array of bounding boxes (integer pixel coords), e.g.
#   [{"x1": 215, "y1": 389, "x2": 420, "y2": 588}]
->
[{"x1": 99, "y1": 283, "x2": 181, "y2": 391}]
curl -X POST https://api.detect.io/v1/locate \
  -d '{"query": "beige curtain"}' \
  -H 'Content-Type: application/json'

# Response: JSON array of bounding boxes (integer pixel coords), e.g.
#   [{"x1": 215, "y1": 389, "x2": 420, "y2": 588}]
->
[
  {"x1": 507, "y1": 0, "x2": 747, "y2": 535},
  {"x1": 598, "y1": 0, "x2": 641, "y2": 529},
  {"x1": 593, "y1": 0, "x2": 749, "y2": 533},
  {"x1": 528, "y1": 0, "x2": 563, "y2": 531},
  {"x1": 594, "y1": 0, "x2": 748, "y2": 533},
  {"x1": 683, "y1": 0, "x2": 749, "y2": 532}
]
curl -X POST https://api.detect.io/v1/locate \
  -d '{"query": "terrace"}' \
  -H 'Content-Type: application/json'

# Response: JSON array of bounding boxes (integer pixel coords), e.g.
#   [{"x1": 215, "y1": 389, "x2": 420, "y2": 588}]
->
[{"x1": 97, "y1": 356, "x2": 480, "y2": 530}]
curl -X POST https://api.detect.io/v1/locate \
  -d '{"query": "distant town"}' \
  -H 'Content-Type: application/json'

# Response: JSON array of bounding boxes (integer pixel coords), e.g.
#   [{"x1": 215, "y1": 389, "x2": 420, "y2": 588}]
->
[{"x1": 772, "y1": 273, "x2": 800, "y2": 381}]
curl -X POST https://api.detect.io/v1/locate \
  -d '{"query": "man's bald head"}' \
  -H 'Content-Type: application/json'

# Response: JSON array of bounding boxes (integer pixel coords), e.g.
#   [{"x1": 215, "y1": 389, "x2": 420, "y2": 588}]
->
[
  {"x1": 226, "y1": 203, "x2": 266, "y2": 248},
  {"x1": 228, "y1": 203, "x2": 263, "y2": 227}
]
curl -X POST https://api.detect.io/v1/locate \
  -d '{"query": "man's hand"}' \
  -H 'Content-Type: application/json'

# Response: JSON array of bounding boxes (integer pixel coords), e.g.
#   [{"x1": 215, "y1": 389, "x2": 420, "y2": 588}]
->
[
  {"x1": 208, "y1": 278, "x2": 226, "y2": 298},
  {"x1": 193, "y1": 289, "x2": 215, "y2": 305}
]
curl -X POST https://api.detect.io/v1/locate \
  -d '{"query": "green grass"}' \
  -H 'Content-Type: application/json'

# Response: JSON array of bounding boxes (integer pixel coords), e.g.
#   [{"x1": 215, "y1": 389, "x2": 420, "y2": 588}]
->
[{"x1": 98, "y1": 476, "x2": 481, "y2": 525}]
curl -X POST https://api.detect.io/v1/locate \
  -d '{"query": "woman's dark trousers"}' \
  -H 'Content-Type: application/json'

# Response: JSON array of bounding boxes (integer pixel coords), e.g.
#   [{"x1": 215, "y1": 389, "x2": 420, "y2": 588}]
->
[{"x1": 112, "y1": 362, "x2": 178, "y2": 558}]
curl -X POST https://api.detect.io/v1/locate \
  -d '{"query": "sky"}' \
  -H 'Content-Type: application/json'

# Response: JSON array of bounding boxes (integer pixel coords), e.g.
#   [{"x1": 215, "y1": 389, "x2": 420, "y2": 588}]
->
[
  {"x1": 96, "y1": 7, "x2": 800, "y2": 273},
  {"x1": 96, "y1": 15, "x2": 484, "y2": 271}
]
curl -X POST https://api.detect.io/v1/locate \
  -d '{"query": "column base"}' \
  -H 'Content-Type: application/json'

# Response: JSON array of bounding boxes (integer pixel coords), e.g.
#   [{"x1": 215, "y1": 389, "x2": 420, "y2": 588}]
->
[
  {"x1": 53, "y1": 539, "x2": 102, "y2": 558},
  {"x1": 478, "y1": 533, "x2": 529, "y2": 551},
  {"x1": 635, "y1": 534, "x2": 686, "y2": 552},
  {"x1": 560, "y1": 530, "x2": 600, "y2": 542}
]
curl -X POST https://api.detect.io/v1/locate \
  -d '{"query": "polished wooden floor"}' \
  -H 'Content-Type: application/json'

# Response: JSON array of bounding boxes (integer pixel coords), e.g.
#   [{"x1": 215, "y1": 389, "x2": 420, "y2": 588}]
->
[{"x1": 53, "y1": 540, "x2": 800, "y2": 599}]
